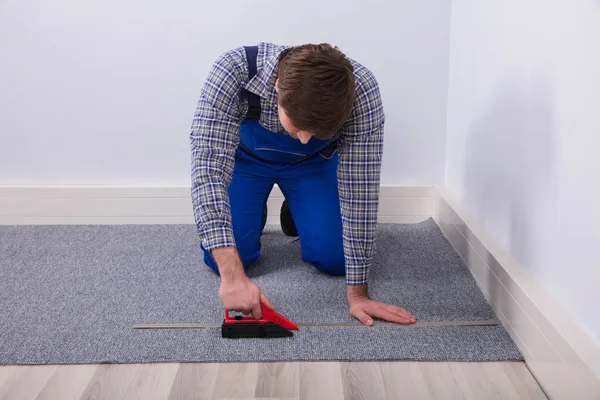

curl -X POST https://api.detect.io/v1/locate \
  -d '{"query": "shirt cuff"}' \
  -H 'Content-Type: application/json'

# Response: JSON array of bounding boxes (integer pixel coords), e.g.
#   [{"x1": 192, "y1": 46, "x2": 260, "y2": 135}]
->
[
  {"x1": 345, "y1": 265, "x2": 370, "y2": 286},
  {"x1": 200, "y1": 225, "x2": 236, "y2": 252}
]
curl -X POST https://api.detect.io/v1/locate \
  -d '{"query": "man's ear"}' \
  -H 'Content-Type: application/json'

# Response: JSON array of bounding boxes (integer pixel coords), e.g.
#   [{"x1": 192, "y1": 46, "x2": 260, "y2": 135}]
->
[{"x1": 275, "y1": 79, "x2": 279, "y2": 92}]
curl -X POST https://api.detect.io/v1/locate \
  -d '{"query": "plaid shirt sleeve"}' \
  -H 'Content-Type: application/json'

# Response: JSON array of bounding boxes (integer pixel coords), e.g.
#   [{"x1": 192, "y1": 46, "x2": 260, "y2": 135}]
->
[
  {"x1": 337, "y1": 66, "x2": 385, "y2": 285},
  {"x1": 189, "y1": 50, "x2": 245, "y2": 252}
]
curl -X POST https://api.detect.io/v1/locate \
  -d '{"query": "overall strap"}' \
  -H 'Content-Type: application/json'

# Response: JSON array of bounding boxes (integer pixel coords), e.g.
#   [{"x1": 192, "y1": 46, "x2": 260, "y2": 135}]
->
[{"x1": 243, "y1": 46, "x2": 261, "y2": 122}]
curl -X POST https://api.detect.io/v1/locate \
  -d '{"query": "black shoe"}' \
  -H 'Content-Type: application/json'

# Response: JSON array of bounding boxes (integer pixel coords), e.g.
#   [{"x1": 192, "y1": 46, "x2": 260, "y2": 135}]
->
[{"x1": 280, "y1": 199, "x2": 298, "y2": 237}]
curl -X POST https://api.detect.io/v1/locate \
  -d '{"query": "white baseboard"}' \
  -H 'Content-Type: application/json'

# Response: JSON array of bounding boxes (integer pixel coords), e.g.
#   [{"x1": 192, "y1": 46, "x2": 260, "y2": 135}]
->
[
  {"x1": 0, "y1": 184, "x2": 434, "y2": 225},
  {"x1": 433, "y1": 186, "x2": 600, "y2": 399}
]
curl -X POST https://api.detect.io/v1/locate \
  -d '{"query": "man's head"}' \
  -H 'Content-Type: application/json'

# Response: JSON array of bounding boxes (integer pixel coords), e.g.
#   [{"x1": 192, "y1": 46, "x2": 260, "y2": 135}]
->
[{"x1": 275, "y1": 44, "x2": 356, "y2": 144}]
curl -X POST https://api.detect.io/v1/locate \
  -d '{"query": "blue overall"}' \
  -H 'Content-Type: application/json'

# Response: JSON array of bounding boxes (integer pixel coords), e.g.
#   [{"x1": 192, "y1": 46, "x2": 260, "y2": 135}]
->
[{"x1": 201, "y1": 46, "x2": 345, "y2": 276}]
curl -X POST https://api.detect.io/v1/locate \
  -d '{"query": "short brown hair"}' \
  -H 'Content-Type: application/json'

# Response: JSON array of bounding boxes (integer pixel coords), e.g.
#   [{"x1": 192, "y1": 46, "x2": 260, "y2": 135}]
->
[{"x1": 277, "y1": 44, "x2": 356, "y2": 139}]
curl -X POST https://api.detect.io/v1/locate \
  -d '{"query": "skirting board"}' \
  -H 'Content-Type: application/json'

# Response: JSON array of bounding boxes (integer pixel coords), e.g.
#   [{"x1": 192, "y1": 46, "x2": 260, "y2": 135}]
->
[
  {"x1": 0, "y1": 184, "x2": 434, "y2": 225},
  {"x1": 433, "y1": 186, "x2": 600, "y2": 399}
]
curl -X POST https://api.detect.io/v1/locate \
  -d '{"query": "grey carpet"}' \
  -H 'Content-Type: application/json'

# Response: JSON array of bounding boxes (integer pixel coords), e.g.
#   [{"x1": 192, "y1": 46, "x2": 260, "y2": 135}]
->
[{"x1": 0, "y1": 219, "x2": 522, "y2": 364}]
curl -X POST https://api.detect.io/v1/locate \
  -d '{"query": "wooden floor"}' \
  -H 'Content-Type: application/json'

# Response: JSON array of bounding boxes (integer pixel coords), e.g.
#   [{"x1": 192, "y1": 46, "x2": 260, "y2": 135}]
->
[{"x1": 0, "y1": 361, "x2": 546, "y2": 400}]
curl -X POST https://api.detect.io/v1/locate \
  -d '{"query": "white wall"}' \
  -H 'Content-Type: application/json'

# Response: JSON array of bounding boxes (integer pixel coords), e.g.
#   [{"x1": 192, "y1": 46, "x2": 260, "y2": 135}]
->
[
  {"x1": 445, "y1": 1, "x2": 600, "y2": 344},
  {"x1": 0, "y1": 0, "x2": 450, "y2": 186}
]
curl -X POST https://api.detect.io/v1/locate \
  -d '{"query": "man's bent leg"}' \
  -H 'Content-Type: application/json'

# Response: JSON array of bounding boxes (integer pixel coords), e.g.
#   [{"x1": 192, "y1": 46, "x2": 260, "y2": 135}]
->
[
  {"x1": 202, "y1": 150, "x2": 275, "y2": 274},
  {"x1": 278, "y1": 154, "x2": 345, "y2": 276}
]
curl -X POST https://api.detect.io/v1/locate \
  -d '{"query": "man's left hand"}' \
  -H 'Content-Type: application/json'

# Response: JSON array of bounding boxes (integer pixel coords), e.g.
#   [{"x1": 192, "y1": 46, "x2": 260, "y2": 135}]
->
[{"x1": 347, "y1": 284, "x2": 416, "y2": 326}]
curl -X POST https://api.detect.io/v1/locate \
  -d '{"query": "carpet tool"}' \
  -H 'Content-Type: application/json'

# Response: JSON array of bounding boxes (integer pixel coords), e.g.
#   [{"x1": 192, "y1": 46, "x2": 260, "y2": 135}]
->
[{"x1": 221, "y1": 304, "x2": 299, "y2": 338}]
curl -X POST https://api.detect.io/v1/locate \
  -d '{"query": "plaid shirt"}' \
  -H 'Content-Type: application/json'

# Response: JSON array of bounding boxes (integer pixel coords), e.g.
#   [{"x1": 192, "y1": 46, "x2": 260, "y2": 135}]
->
[{"x1": 190, "y1": 42, "x2": 385, "y2": 285}]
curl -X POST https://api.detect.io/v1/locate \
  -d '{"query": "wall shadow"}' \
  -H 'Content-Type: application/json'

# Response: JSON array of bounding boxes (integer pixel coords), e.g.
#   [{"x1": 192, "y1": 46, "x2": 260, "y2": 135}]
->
[{"x1": 462, "y1": 74, "x2": 558, "y2": 277}]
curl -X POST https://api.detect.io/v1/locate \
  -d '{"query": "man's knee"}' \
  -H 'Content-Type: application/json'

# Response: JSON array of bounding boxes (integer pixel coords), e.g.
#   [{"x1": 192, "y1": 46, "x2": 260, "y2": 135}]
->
[
  {"x1": 238, "y1": 248, "x2": 260, "y2": 269},
  {"x1": 234, "y1": 232, "x2": 261, "y2": 268},
  {"x1": 309, "y1": 253, "x2": 345, "y2": 276},
  {"x1": 302, "y1": 240, "x2": 345, "y2": 276}
]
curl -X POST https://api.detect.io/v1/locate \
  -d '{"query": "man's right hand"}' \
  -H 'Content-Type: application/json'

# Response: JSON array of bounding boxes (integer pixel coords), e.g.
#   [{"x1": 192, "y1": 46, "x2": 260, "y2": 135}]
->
[
  {"x1": 219, "y1": 276, "x2": 274, "y2": 319},
  {"x1": 212, "y1": 247, "x2": 275, "y2": 320}
]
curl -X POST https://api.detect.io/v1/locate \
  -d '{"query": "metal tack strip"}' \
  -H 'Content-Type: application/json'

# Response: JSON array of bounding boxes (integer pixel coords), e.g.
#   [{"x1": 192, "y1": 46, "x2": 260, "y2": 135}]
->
[{"x1": 133, "y1": 319, "x2": 500, "y2": 329}]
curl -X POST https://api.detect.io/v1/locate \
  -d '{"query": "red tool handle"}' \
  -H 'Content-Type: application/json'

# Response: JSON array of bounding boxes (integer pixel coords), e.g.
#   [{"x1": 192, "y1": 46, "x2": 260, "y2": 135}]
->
[{"x1": 224, "y1": 304, "x2": 299, "y2": 330}]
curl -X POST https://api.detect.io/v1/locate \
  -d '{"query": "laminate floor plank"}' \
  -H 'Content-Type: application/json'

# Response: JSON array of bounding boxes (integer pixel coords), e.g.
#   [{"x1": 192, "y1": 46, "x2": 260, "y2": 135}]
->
[
  {"x1": 419, "y1": 362, "x2": 465, "y2": 400},
  {"x1": 0, "y1": 365, "x2": 57, "y2": 400},
  {"x1": 80, "y1": 363, "x2": 180, "y2": 400},
  {"x1": 167, "y1": 363, "x2": 219, "y2": 400},
  {"x1": 0, "y1": 366, "x2": 17, "y2": 388},
  {"x1": 118, "y1": 363, "x2": 179, "y2": 400},
  {"x1": 340, "y1": 362, "x2": 387, "y2": 400},
  {"x1": 255, "y1": 362, "x2": 299, "y2": 399},
  {"x1": 212, "y1": 363, "x2": 259, "y2": 399},
  {"x1": 35, "y1": 364, "x2": 98, "y2": 400},
  {"x1": 380, "y1": 361, "x2": 433, "y2": 399},
  {"x1": 299, "y1": 362, "x2": 343, "y2": 400}
]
